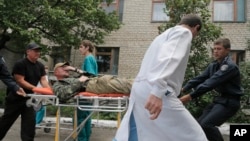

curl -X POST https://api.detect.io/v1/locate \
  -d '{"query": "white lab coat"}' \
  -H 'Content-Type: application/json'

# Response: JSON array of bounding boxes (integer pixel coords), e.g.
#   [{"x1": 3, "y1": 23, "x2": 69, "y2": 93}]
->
[{"x1": 114, "y1": 25, "x2": 207, "y2": 141}]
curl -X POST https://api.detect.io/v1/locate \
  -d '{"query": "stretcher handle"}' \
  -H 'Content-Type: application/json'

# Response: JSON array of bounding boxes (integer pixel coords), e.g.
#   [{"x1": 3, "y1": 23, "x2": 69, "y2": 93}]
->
[{"x1": 32, "y1": 87, "x2": 54, "y2": 95}]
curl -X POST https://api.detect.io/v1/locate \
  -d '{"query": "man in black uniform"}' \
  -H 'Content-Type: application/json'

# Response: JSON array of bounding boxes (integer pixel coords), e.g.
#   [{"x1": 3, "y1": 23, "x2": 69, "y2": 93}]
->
[
  {"x1": 0, "y1": 43, "x2": 50, "y2": 141},
  {"x1": 0, "y1": 56, "x2": 25, "y2": 96},
  {"x1": 180, "y1": 38, "x2": 243, "y2": 141}
]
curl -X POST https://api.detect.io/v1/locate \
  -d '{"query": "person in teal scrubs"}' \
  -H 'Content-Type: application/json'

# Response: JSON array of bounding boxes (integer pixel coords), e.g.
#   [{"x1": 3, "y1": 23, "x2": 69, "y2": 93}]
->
[
  {"x1": 36, "y1": 66, "x2": 49, "y2": 126},
  {"x1": 78, "y1": 40, "x2": 98, "y2": 141}
]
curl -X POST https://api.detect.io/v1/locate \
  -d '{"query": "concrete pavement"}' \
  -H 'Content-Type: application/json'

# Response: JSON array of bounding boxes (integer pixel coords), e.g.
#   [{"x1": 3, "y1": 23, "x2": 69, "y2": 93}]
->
[
  {"x1": 2, "y1": 117, "x2": 229, "y2": 141},
  {"x1": 0, "y1": 112, "x2": 230, "y2": 141},
  {"x1": 2, "y1": 116, "x2": 117, "y2": 141}
]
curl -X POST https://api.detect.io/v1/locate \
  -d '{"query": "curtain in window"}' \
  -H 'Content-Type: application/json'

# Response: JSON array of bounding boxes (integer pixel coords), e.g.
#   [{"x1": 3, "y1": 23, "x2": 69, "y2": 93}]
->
[
  {"x1": 213, "y1": 1, "x2": 233, "y2": 21},
  {"x1": 237, "y1": 0, "x2": 245, "y2": 21},
  {"x1": 152, "y1": 3, "x2": 169, "y2": 22}
]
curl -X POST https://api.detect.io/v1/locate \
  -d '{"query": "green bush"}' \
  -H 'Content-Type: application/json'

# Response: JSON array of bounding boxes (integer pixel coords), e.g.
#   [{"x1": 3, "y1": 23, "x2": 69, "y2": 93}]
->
[
  {"x1": 92, "y1": 112, "x2": 125, "y2": 120},
  {"x1": 46, "y1": 105, "x2": 74, "y2": 117},
  {"x1": 185, "y1": 91, "x2": 214, "y2": 119}
]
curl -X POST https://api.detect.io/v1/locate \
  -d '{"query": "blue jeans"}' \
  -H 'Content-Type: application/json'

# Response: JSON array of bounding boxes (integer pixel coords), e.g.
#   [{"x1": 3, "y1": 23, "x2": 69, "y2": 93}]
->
[
  {"x1": 129, "y1": 112, "x2": 138, "y2": 141},
  {"x1": 112, "y1": 112, "x2": 138, "y2": 141}
]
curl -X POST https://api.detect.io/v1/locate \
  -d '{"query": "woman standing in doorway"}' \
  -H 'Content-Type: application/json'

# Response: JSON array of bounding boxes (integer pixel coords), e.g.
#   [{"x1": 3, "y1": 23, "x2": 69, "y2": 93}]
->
[{"x1": 78, "y1": 39, "x2": 98, "y2": 141}]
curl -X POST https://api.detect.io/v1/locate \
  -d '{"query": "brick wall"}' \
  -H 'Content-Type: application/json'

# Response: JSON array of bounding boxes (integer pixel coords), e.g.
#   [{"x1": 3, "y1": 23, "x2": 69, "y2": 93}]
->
[
  {"x1": 2, "y1": 0, "x2": 250, "y2": 88},
  {"x1": 208, "y1": 1, "x2": 250, "y2": 50},
  {"x1": 71, "y1": 0, "x2": 161, "y2": 78},
  {"x1": 71, "y1": 0, "x2": 250, "y2": 78}
]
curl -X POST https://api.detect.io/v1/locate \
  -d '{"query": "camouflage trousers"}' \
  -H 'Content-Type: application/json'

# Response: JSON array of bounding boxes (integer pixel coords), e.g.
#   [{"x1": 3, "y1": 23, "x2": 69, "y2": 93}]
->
[{"x1": 85, "y1": 75, "x2": 133, "y2": 94}]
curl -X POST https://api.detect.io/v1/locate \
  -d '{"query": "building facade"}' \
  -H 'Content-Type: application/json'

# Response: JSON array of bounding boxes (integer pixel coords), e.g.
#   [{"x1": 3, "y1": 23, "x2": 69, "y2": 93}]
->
[
  {"x1": 1, "y1": 0, "x2": 249, "y2": 90},
  {"x1": 71, "y1": 0, "x2": 250, "y2": 78}
]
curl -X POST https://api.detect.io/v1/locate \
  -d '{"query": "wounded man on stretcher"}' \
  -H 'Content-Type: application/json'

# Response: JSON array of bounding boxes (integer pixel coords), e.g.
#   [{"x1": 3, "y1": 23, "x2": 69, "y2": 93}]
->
[{"x1": 51, "y1": 62, "x2": 133, "y2": 103}]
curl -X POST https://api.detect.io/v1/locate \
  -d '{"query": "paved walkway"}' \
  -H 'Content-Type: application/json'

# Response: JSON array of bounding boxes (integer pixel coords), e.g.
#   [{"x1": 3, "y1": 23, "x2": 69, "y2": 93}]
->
[
  {"x1": 2, "y1": 116, "x2": 117, "y2": 141},
  {"x1": 3, "y1": 117, "x2": 229, "y2": 141},
  {"x1": 0, "y1": 110, "x2": 229, "y2": 141}
]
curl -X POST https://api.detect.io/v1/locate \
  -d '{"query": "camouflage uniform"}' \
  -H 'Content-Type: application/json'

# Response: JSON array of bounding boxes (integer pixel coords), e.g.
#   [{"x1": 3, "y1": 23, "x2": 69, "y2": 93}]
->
[
  {"x1": 86, "y1": 75, "x2": 132, "y2": 94},
  {"x1": 52, "y1": 75, "x2": 132, "y2": 102}
]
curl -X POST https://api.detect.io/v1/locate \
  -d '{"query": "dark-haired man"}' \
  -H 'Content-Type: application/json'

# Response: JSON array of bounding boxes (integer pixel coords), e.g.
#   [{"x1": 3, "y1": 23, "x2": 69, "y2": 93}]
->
[
  {"x1": 0, "y1": 43, "x2": 50, "y2": 141},
  {"x1": 180, "y1": 38, "x2": 243, "y2": 141},
  {"x1": 113, "y1": 14, "x2": 207, "y2": 141}
]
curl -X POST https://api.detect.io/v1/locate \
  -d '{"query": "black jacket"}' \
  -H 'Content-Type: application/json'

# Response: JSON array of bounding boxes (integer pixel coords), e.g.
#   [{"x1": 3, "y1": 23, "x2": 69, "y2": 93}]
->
[
  {"x1": 183, "y1": 56, "x2": 243, "y2": 99},
  {"x1": 0, "y1": 56, "x2": 19, "y2": 93}
]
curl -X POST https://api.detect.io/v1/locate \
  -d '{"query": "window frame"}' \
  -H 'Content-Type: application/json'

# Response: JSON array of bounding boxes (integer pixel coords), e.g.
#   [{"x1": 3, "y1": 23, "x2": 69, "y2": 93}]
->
[
  {"x1": 212, "y1": 0, "x2": 246, "y2": 23},
  {"x1": 151, "y1": 0, "x2": 169, "y2": 23},
  {"x1": 230, "y1": 50, "x2": 245, "y2": 65},
  {"x1": 101, "y1": 0, "x2": 124, "y2": 21},
  {"x1": 96, "y1": 47, "x2": 120, "y2": 75}
]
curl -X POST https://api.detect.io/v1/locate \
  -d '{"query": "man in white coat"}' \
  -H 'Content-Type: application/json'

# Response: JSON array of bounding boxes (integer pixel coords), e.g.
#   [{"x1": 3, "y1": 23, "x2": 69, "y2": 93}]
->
[{"x1": 113, "y1": 14, "x2": 207, "y2": 141}]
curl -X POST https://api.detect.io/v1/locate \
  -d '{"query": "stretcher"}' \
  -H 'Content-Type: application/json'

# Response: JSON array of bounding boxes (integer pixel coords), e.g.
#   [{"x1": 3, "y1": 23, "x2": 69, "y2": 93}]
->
[{"x1": 26, "y1": 87, "x2": 129, "y2": 141}]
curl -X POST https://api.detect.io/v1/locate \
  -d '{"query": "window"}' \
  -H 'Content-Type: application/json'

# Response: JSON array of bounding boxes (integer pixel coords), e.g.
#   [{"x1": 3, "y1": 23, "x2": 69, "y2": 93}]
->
[
  {"x1": 230, "y1": 50, "x2": 245, "y2": 65},
  {"x1": 213, "y1": 0, "x2": 245, "y2": 22},
  {"x1": 152, "y1": 0, "x2": 169, "y2": 22},
  {"x1": 101, "y1": 0, "x2": 124, "y2": 21},
  {"x1": 50, "y1": 47, "x2": 71, "y2": 62},
  {"x1": 96, "y1": 47, "x2": 119, "y2": 75}
]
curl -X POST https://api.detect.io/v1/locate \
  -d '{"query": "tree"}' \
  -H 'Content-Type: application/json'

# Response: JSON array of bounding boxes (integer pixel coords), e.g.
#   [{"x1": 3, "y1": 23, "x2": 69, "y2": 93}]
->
[
  {"x1": 229, "y1": 61, "x2": 250, "y2": 123},
  {"x1": 159, "y1": 0, "x2": 222, "y2": 117},
  {"x1": 0, "y1": 0, "x2": 120, "y2": 57}
]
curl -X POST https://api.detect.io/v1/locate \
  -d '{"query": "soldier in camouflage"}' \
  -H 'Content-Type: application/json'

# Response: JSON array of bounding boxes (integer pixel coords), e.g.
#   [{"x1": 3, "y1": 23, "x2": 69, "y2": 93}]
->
[{"x1": 52, "y1": 62, "x2": 132, "y2": 102}]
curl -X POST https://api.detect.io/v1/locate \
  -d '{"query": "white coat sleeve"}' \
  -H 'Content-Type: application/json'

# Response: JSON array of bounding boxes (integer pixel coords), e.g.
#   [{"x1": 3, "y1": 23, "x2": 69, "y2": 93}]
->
[{"x1": 150, "y1": 29, "x2": 192, "y2": 98}]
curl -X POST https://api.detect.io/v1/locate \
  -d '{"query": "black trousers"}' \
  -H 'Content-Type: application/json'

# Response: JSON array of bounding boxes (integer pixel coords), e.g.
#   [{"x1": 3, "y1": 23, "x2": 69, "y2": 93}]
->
[
  {"x1": 0, "y1": 94, "x2": 36, "y2": 141},
  {"x1": 198, "y1": 96, "x2": 240, "y2": 141}
]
